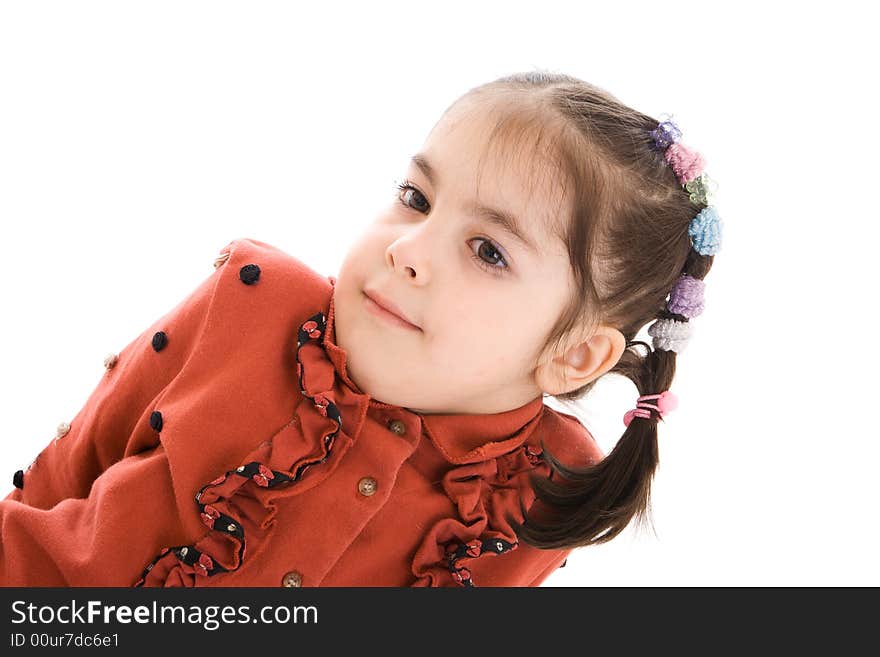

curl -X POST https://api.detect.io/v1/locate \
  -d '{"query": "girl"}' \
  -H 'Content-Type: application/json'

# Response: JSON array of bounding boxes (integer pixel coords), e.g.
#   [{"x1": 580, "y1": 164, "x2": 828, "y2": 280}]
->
[{"x1": 1, "y1": 70, "x2": 722, "y2": 587}]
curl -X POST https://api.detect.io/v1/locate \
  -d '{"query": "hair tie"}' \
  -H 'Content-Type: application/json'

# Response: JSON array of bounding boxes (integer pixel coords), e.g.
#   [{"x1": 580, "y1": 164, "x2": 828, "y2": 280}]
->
[
  {"x1": 665, "y1": 142, "x2": 706, "y2": 185},
  {"x1": 688, "y1": 206, "x2": 723, "y2": 256},
  {"x1": 647, "y1": 317, "x2": 691, "y2": 353},
  {"x1": 623, "y1": 390, "x2": 678, "y2": 427},
  {"x1": 684, "y1": 173, "x2": 718, "y2": 206},
  {"x1": 667, "y1": 274, "x2": 705, "y2": 318},
  {"x1": 650, "y1": 114, "x2": 682, "y2": 150}
]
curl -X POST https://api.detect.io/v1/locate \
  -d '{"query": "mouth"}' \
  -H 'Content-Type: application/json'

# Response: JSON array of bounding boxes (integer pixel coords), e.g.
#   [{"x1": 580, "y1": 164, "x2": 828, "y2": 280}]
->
[{"x1": 363, "y1": 290, "x2": 422, "y2": 331}]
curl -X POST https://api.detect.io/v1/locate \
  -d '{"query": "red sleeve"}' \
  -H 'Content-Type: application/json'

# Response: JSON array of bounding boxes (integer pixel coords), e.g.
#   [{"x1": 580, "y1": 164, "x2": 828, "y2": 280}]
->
[
  {"x1": 3, "y1": 240, "x2": 234, "y2": 510},
  {"x1": 0, "y1": 445, "x2": 178, "y2": 585}
]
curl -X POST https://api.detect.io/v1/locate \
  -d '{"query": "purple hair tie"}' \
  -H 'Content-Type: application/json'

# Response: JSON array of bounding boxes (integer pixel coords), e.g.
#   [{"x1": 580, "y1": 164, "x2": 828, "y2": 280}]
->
[
  {"x1": 667, "y1": 274, "x2": 705, "y2": 318},
  {"x1": 650, "y1": 114, "x2": 682, "y2": 150}
]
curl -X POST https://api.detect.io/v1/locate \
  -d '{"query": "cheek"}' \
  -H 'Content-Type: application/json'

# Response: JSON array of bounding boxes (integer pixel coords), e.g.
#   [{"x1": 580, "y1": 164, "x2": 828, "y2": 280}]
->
[
  {"x1": 433, "y1": 298, "x2": 514, "y2": 348},
  {"x1": 446, "y1": 296, "x2": 550, "y2": 362},
  {"x1": 337, "y1": 234, "x2": 383, "y2": 279}
]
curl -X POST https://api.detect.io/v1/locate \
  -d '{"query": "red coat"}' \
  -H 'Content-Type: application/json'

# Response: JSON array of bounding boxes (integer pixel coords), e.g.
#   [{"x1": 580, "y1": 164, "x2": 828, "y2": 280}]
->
[{"x1": 1, "y1": 237, "x2": 604, "y2": 587}]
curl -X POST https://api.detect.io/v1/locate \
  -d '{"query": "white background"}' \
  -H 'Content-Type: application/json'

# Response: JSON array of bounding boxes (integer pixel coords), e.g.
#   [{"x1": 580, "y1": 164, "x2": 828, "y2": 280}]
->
[{"x1": 1, "y1": 1, "x2": 877, "y2": 586}]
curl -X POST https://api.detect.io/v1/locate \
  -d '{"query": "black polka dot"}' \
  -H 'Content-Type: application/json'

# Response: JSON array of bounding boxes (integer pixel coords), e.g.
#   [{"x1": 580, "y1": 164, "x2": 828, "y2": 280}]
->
[
  {"x1": 12, "y1": 469, "x2": 24, "y2": 489},
  {"x1": 152, "y1": 331, "x2": 168, "y2": 352},
  {"x1": 150, "y1": 411, "x2": 163, "y2": 432},
  {"x1": 239, "y1": 264, "x2": 261, "y2": 285}
]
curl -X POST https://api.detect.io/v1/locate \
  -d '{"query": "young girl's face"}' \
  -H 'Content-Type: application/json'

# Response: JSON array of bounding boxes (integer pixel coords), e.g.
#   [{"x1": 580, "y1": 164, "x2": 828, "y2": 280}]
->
[{"x1": 333, "y1": 100, "x2": 580, "y2": 415}]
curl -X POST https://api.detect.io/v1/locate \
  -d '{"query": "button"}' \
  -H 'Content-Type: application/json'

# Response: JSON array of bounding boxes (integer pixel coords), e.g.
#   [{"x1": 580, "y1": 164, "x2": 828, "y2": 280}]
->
[
  {"x1": 357, "y1": 476, "x2": 378, "y2": 497},
  {"x1": 54, "y1": 421, "x2": 71, "y2": 442},
  {"x1": 13, "y1": 469, "x2": 24, "y2": 489},
  {"x1": 152, "y1": 331, "x2": 168, "y2": 352},
  {"x1": 387, "y1": 419, "x2": 406, "y2": 436},
  {"x1": 214, "y1": 251, "x2": 231, "y2": 269},
  {"x1": 104, "y1": 352, "x2": 118, "y2": 369},
  {"x1": 281, "y1": 571, "x2": 302, "y2": 587},
  {"x1": 239, "y1": 264, "x2": 261, "y2": 285}
]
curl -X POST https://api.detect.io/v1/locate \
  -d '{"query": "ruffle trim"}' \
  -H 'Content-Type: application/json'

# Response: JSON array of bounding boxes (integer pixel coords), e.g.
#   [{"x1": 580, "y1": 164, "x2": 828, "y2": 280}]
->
[
  {"x1": 410, "y1": 442, "x2": 550, "y2": 587},
  {"x1": 134, "y1": 312, "x2": 345, "y2": 587}
]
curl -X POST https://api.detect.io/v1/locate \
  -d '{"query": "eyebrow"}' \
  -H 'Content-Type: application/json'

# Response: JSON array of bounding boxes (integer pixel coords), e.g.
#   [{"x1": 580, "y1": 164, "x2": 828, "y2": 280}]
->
[{"x1": 410, "y1": 153, "x2": 540, "y2": 254}]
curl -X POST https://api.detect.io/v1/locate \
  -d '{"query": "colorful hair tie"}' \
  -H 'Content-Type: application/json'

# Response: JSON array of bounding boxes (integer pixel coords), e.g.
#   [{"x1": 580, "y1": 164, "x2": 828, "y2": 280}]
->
[
  {"x1": 650, "y1": 114, "x2": 682, "y2": 150},
  {"x1": 688, "y1": 206, "x2": 723, "y2": 256},
  {"x1": 623, "y1": 390, "x2": 679, "y2": 427},
  {"x1": 647, "y1": 317, "x2": 691, "y2": 353},
  {"x1": 684, "y1": 173, "x2": 718, "y2": 206},
  {"x1": 644, "y1": 114, "x2": 724, "y2": 354},
  {"x1": 667, "y1": 274, "x2": 705, "y2": 318},
  {"x1": 665, "y1": 142, "x2": 705, "y2": 185}
]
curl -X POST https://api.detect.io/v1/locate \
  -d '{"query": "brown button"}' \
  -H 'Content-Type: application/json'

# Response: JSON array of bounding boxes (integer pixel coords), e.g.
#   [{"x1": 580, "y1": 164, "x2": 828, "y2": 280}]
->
[
  {"x1": 357, "y1": 476, "x2": 378, "y2": 497},
  {"x1": 281, "y1": 571, "x2": 302, "y2": 587},
  {"x1": 387, "y1": 419, "x2": 406, "y2": 436},
  {"x1": 213, "y1": 251, "x2": 231, "y2": 269}
]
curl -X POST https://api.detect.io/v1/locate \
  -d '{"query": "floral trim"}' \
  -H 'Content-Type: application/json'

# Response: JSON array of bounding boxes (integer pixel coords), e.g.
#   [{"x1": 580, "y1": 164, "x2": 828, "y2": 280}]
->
[
  {"x1": 524, "y1": 444, "x2": 543, "y2": 467},
  {"x1": 134, "y1": 312, "x2": 342, "y2": 587},
  {"x1": 445, "y1": 537, "x2": 519, "y2": 587}
]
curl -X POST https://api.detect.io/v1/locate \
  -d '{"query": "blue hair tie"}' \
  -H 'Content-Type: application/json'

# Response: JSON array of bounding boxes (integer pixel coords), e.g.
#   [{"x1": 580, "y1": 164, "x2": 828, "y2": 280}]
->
[{"x1": 688, "y1": 206, "x2": 723, "y2": 256}]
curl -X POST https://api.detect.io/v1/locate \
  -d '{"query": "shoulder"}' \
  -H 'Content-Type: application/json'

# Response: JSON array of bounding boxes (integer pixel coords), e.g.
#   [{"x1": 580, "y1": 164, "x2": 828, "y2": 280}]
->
[
  {"x1": 154, "y1": 236, "x2": 334, "y2": 383},
  {"x1": 215, "y1": 237, "x2": 331, "y2": 293},
  {"x1": 538, "y1": 404, "x2": 605, "y2": 468},
  {"x1": 210, "y1": 237, "x2": 333, "y2": 318}
]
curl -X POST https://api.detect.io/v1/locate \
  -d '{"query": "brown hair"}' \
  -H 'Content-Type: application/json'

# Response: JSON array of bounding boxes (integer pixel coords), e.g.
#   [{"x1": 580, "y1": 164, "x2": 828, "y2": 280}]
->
[{"x1": 448, "y1": 70, "x2": 717, "y2": 550}]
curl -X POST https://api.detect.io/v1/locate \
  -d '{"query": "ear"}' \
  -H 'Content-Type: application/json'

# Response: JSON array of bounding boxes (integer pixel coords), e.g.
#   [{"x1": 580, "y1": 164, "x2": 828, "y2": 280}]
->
[{"x1": 534, "y1": 326, "x2": 626, "y2": 396}]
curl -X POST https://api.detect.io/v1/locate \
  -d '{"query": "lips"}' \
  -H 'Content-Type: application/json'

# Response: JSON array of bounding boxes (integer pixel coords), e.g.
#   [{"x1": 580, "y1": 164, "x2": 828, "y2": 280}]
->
[{"x1": 364, "y1": 289, "x2": 421, "y2": 330}]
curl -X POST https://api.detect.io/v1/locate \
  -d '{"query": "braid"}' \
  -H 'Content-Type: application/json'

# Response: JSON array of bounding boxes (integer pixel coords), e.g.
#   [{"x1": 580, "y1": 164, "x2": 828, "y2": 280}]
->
[
  {"x1": 620, "y1": 115, "x2": 721, "y2": 425},
  {"x1": 622, "y1": 113, "x2": 720, "y2": 419},
  {"x1": 642, "y1": 114, "x2": 722, "y2": 372}
]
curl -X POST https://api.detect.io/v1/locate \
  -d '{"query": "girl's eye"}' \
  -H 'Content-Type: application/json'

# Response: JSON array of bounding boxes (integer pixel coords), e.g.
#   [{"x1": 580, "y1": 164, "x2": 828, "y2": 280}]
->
[
  {"x1": 467, "y1": 238, "x2": 509, "y2": 277},
  {"x1": 395, "y1": 179, "x2": 430, "y2": 214},
  {"x1": 394, "y1": 179, "x2": 510, "y2": 277}
]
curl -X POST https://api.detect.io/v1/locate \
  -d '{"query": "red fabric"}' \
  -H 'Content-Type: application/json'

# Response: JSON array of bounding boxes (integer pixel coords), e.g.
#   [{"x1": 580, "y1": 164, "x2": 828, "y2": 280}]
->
[{"x1": 1, "y1": 237, "x2": 604, "y2": 587}]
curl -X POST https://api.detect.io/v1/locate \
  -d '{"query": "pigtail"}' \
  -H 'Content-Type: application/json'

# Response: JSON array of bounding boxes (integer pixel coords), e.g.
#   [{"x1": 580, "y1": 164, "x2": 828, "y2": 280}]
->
[
  {"x1": 511, "y1": 242, "x2": 715, "y2": 550},
  {"x1": 509, "y1": 339, "x2": 674, "y2": 549},
  {"x1": 498, "y1": 101, "x2": 722, "y2": 551}
]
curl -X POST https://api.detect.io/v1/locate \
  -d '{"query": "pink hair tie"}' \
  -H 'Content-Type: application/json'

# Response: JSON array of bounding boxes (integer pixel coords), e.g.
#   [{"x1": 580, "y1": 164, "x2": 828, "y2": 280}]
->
[
  {"x1": 623, "y1": 390, "x2": 679, "y2": 427},
  {"x1": 665, "y1": 142, "x2": 705, "y2": 185}
]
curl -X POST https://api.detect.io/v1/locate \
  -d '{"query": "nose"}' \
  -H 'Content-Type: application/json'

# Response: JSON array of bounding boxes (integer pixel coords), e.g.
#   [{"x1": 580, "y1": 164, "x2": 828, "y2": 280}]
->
[{"x1": 385, "y1": 224, "x2": 434, "y2": 284}]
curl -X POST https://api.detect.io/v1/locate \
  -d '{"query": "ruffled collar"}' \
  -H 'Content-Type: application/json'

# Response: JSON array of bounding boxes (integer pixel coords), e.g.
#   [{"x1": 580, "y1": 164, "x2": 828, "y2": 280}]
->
[{"x1": 320, "y1": 276, "x2": 545, "y2": 465}]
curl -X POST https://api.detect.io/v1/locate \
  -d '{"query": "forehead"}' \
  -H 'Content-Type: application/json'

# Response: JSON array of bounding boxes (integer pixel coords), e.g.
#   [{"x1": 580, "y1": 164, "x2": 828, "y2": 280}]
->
[{"x1": 417, "y1": 101, "x2": 570, "y2": 256}]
